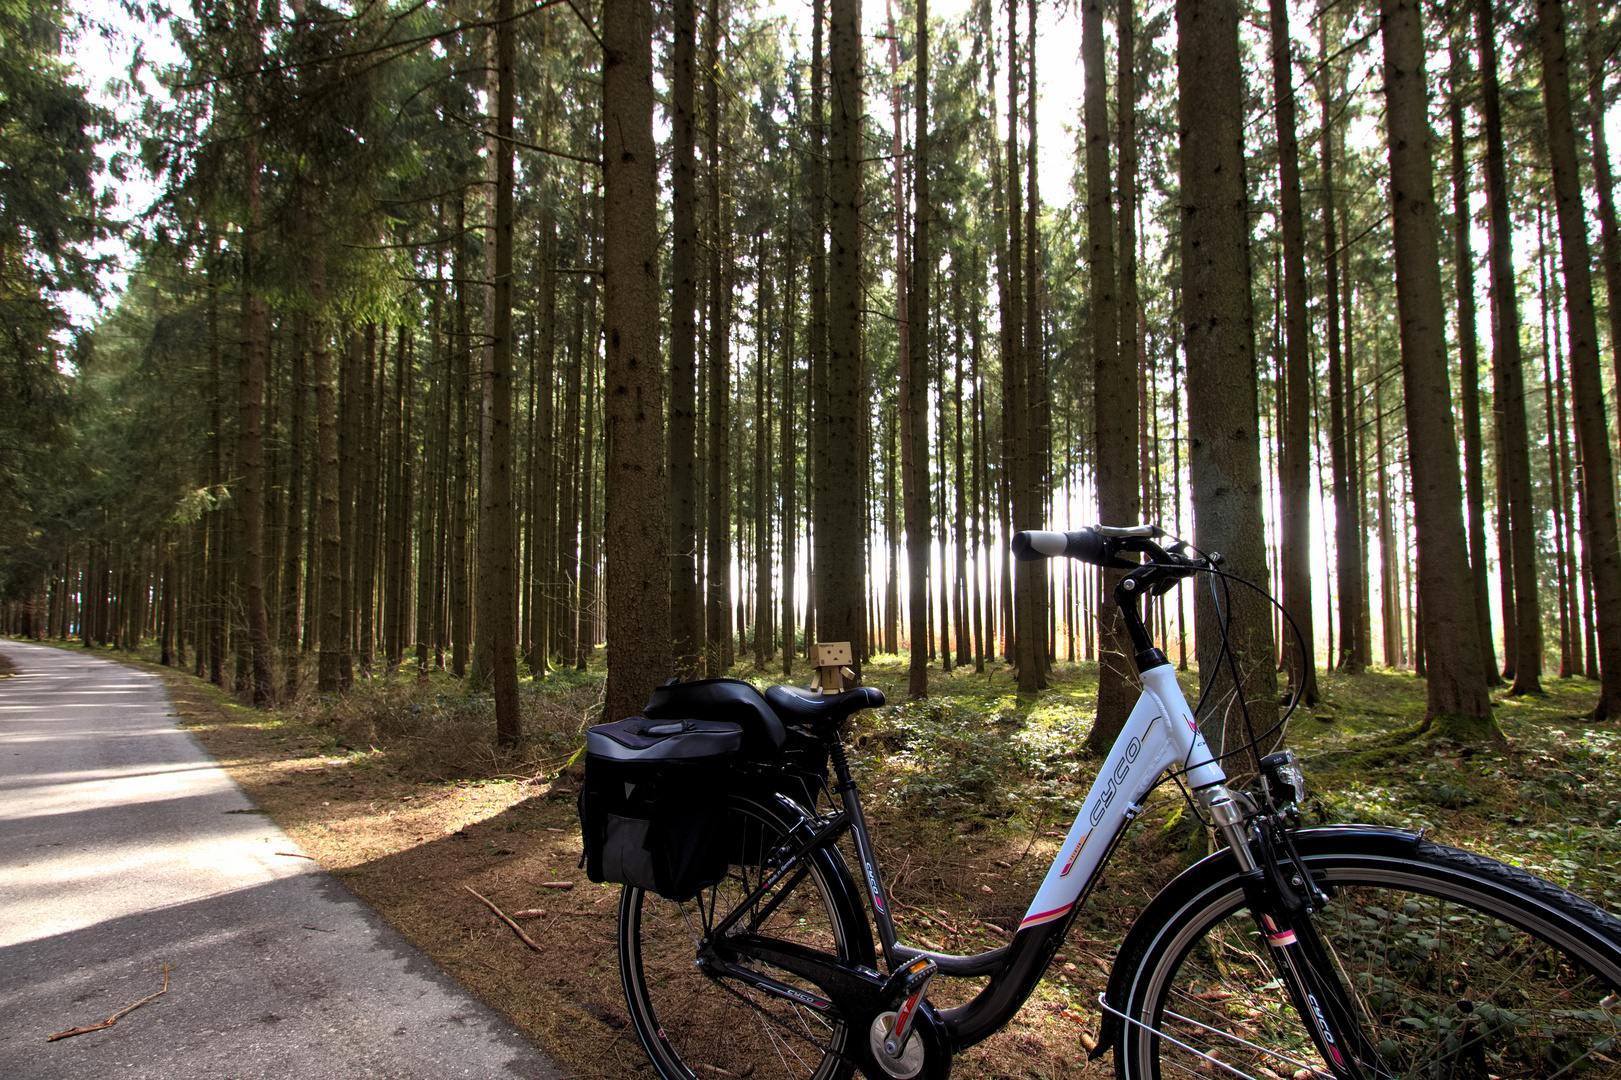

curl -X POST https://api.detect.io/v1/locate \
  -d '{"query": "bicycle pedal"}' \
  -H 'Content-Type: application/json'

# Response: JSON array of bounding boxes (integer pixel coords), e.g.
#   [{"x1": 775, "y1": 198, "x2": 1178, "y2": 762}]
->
[{"x1": 880, "y1": 955, "x2": 937, "y2": 1009}]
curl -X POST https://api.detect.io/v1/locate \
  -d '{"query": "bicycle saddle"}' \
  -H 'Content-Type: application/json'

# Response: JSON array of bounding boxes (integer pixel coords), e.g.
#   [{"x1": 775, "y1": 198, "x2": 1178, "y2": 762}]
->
[
  {"x1": 644, "y1": 677, "x2": 787, "y2": 752},
  {"x1": 764, "y1": 684, "x2": 885, "y2": 732}
]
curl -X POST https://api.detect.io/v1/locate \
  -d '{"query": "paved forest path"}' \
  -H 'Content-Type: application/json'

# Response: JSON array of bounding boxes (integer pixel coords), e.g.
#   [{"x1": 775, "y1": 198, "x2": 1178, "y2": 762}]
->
[{"x1": 0, "y1": 639, "x2": 564, "y2": 1080}]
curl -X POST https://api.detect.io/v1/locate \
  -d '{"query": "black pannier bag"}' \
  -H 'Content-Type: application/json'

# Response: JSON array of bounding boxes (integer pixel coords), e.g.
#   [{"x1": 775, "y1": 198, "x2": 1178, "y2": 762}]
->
[
  {"x1": 578, "y1": 717, "x2": 742, "y2": 901},
  {"x1": 644, "y1": 677, "x2": 830, "y2": 810}
]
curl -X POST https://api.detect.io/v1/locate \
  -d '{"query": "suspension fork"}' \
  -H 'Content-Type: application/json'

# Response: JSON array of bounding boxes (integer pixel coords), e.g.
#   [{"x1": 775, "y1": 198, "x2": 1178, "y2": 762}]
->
[{"x1": 1209, "y1": 794, "x2": 1383, "y2": 1080}]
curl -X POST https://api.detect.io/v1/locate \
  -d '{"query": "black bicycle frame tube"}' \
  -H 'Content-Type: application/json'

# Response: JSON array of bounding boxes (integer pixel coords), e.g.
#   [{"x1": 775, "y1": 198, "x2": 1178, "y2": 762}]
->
[{"x1": 829, "y1": 739, "x2": 904, "y2": 960}]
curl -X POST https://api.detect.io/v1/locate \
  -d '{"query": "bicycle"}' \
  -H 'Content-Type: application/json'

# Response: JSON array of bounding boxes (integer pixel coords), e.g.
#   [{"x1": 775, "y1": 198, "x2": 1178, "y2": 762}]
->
[{"x1": 613, "y1": 524, "x2": 1621, "y2": 1080}]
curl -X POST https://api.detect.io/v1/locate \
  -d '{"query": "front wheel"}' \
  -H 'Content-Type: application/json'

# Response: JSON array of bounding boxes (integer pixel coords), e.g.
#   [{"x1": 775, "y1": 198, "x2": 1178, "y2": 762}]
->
[
  {"x1": 1113, "y1": 829, "x2": 1621, "y2": 1080},
  {"x1": 618, "y1": 792, "x2": 875, "y2": 1080}
]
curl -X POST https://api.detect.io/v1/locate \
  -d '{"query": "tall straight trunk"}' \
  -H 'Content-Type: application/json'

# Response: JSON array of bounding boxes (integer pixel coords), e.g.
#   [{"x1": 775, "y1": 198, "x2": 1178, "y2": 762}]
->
[
  {"x1": 1374, "y1": 383, "x2": 1401, "y2": 666},
  {"x1": 357, "y1": 326, "x2": 379, "y2": 677},
  {"x1": 705, "y1": 0, "x2": 733, "y2": 676},
  {"x1": 390, "y1": 327, "x2": 412, "y2": 671},
  {"x1": 970, "y1": 290, "x2": 985, "y2": 673},
  {"x1": 935, "y1": 306, "x2": 950, "y2": 671},
  {"x1": 780, "y1": 235, "x2": 797, "y2": 675},
  {"x1": 432, "y1": 260, "x2": 452, "y2": 671},
  {"x1": 483, "y1": 0, "x2": 522, "y2": 741},
  {"x1": 282, "y1": 318, "x2": 307, "y2": 697},
  {"x1": 450, "y1": 198, "x2": 472, "y2": 679},
  {"x1": 1447, "y1": 42, "x2": 1501, "y2": 685},
  {"x1": 820, "y1": 0, "x2": 864, "y2": 665},
  {"x1": 1002, "y1": 0, "x2": 1034, "y2": 690},
  {"x1": 416, "y1": 286, "x2": 441, "y2": 680},
  {"x1": 578, "y1": 266, "x2": 600, "y2": 668},
  {"x1": 903, "y1": 0, "x2": 932, "y2": 699},
  {"x1": 603, "y1": 0, "x2": 672, "y2": 717},
  {"x1": 558, "y1": 222, "x2": 585, "y2": 664},
  {"x1": 1538, "y1": 216, "x2": 1575, "y2": 677},
  {"x1": 668, "y1": 0, "x2": 701, "y2": 677},
  {"x1": 1025, "y1": 0, "x2": 1049, "y2": 679},
  {"x1": 338, "y1": 328, "x2": 360, "y2": 688},
  {"x1": 528, "y1": 214, "x2": 557, "y2": 674},
  {"x1": 1345, "y1": 227, "x2": 1372, "y2": 668},
  {"x1": 1538, "y1": 0, "x2": 1621, "y2": 718},
  {"x1": 1177, "y1": 0, "x2": 1279, "y2": 761},
  {"x1": 952, "y1": 270, "x2": 969, "y2": 667},
  {"x1": 1085, "y1": 0, "x2": 1136, "y2": 752},
  {"x1": 1379, "y1": 0, "x2": 1494, "y2": 727},
  {"x1": 1477, "y1": 0, "x2": 1543, "y2": 695},
  {"x1": 206, "y1": 247, "x2": 226, "y2": 686},
  {"x1": 1555, "y1": 339, "x2": 1583, "y2": 677},
  {"x1": 807, "y1": 0, "x2": 826, "y2": 655},
  {"x1": 1585, "y1": 0, "x2": 1621, "y2": 456},
  {"x1": 884, "y1": 403, "x2": 899, "y2": 655},
  {"x1": 753, "y1": 242, "x2": 771, "y2": 671},
  {"x1": 1319, "y1": 14, "x2": 1361, "y2": 675},
  {"x1": 1268, "y1": 0, "x2": 1316, "y2": 705},
  {"x1": 312, "y1": 207, "x2": 344, "y2": 694}
]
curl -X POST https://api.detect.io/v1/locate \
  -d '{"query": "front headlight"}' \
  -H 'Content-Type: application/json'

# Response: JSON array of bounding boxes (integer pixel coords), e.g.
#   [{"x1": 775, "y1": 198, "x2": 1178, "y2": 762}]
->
[{"x1": 1260, "y1": 749, "x2": 1306, "y2": 806}]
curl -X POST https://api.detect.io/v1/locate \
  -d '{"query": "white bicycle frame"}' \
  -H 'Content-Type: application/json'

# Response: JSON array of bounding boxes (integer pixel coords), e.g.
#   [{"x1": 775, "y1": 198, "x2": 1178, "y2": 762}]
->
[{"x1": 1017, "y1": 664, "x2": 1232, "y2": 932}]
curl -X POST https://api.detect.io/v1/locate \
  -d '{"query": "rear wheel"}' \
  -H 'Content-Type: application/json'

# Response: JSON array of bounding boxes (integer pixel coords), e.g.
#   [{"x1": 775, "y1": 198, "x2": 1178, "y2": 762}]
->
[
  {"x1": 1114, "y1": 834, "x2": 1621, "y2": 1080},
  {"x1": 619, "y1": 793, "x2": 873, "y2": 1080}
]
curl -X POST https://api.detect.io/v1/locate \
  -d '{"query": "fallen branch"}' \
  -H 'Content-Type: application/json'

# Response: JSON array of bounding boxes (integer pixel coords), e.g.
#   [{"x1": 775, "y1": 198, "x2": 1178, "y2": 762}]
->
[
  {"x1": 48, "y1": 966, "x2": 170, "y2": 1042},
  {"x1": 464, "y1": 886, "x2": 543, "y2": 951},
  {"x1": 275, "y1": 851, "x2": 316, "y2": 860},
  {"x1": 537, "y1": 881, "x2": 573, "y2": 890}
]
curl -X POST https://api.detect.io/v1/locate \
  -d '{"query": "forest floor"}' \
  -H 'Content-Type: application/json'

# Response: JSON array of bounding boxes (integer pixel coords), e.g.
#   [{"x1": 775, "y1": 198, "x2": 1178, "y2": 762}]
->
[{"x1": 10, "y1": 637, "x2": 1615, "y2": 1080}]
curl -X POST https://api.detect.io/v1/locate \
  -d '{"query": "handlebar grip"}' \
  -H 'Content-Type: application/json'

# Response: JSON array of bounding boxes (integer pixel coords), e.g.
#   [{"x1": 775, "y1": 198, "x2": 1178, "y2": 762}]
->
[{"x1": 1011, "y1": 529, "x2": 1110, "y2": 565}]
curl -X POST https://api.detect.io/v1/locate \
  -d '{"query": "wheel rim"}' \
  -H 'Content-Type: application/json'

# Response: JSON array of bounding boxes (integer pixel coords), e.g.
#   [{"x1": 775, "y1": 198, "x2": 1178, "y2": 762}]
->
[
  {"x1": 1126, "y1": 860, "x2": 1621, "y2": 1080},
  {"x1": 621, "y1": 799, "x2": 856, "y2": 1080}
]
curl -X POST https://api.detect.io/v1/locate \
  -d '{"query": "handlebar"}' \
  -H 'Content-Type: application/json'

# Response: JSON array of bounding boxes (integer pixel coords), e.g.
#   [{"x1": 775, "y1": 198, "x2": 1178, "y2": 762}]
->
[
  {"x1": 1011, "y1": 524, "x2": 1209, "y2": 578},
  {"x1": 1011, "y1": 528, "x2": 1124, "y2": 567}
]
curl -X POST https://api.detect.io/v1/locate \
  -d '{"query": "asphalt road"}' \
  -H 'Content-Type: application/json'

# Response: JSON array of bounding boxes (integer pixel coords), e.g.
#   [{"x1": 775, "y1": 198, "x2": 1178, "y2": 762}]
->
[{"x1": 0, "y1": 640, "x2": 565, "y2": 1080}]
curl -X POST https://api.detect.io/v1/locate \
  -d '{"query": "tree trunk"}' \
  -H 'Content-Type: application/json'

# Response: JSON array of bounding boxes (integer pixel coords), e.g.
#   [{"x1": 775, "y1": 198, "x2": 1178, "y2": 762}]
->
[
  {"x1": 1268, "y1": 0, "x2": 1317, "y2": 706},
  {"x1": 282, "y1": 318, "x2": 307, "y2": 697},
  {"x1": 1477, "y1": 0, "x2": 1543, "y2": 695},
  {"x1": 780, "y1": 235, "x2": 797, "y2": 676},
  {"x1": 1025, "y1": 0, "x2": 1049, "y2": 680},
  {"x1": 1086, "y1": 0, "x2": 1137, "y2": 753},
  {"x1": 483, "y1": 0, "x2": 522, "y2": 742},
  {"x1": 820, "y1": 0, "x2": 865, "y2": 666},
  {"x1": 903, "y1": 0, "x2": 932, "y2": 699},
  {"x1": 1447, "y1": 41, "x2": 1502, "y2": 686},
  {"x1": 705, "y1": 1, "x2": 733, "y2": 677},
  {"x1": 1177, "y1": 0, "x2": 1279, "y2": 763},
  {"x1": 1537, "y1": 0, "x2": 1621, "y2": 719},
  {"x1": 239, "y1": 103, "x2": 274, "y2": 705},
  {"x1": 1378, "y1": 0, "x2": 1494, "y2": 728},
  {"x1": 1584, "y1": 0, "x2": 1621, "y2": 467},
  {"x1": 312, "y1": 219, "x2": 344, "y2": 694},
  {"x1": 1318, "y1": 13, "x2": 1362, "y2": 676},
  {"x1": 602, "y1": 0, "x2": 672, "y2": 719},
  {"x1": 668, "y1": 0, "x2": 701, "y2": 677}
]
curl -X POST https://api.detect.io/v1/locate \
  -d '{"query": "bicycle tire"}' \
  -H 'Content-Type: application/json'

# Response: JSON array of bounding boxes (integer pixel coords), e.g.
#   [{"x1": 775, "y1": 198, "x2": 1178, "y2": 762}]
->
[
  {"x1": 1113, "y1": 827, "x2": 1621, "y2": 1080},
  {"x1": 619, "y1": 792, "x2": 875, "y2": 1080}
]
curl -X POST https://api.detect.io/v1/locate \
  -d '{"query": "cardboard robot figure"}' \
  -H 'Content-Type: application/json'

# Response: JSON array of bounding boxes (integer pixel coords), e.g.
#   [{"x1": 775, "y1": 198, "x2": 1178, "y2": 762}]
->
[{"x1": 807, "y1": 641, "x2": 856, "y2": 695}]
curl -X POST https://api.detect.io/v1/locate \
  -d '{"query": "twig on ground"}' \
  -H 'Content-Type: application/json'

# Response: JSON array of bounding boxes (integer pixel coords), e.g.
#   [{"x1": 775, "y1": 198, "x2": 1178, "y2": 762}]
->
[
  {"x1": 47, "y1": 966, "x2": 170, "y2": 1042},
  {"x1": 275, "y1": 851, "x2": 316, "y2": 859},
  {"x1": 537, "y1": 881, "x2": 573, "y2": 889},
  {"x1": 893, "y1": 900, "x2": 960, "y2": 936},
  {"x1": 464, "y1": 885, "x2": 543, "y2": 951}
]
